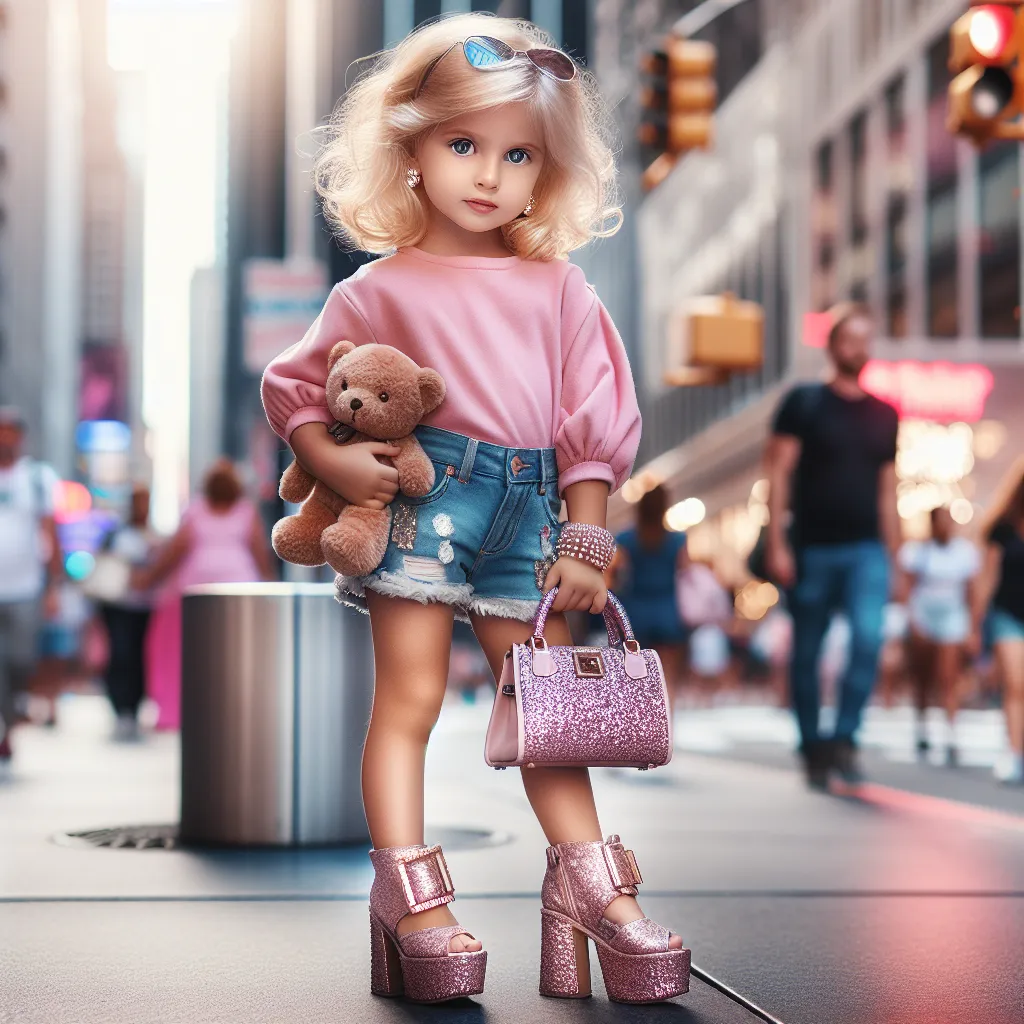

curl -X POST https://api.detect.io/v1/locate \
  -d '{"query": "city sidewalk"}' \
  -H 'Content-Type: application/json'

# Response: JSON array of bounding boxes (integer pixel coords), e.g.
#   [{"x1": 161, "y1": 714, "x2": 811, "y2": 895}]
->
[{"x1": 2, "y1": 694, "x2": 1022, "y2": 1023}]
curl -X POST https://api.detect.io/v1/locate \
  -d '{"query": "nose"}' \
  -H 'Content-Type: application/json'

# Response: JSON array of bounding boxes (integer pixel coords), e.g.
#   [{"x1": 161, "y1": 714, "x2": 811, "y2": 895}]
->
[
  {"x1": 476, "y1": 157, "x2": 501, "y2": 191},
  {"x1": 349, "y1": 398, "x2": 362, "y2": 411}
]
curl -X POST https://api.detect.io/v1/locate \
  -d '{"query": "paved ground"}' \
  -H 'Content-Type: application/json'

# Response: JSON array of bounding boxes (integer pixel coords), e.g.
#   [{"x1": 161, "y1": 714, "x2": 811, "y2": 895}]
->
[{"x1": 2, "y1": 695, "x2": 1023, "y2": 1023}]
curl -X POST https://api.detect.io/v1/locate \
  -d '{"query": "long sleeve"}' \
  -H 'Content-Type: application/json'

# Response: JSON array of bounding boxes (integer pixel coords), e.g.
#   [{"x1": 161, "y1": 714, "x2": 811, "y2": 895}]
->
[
  {"x1": 555, "y1": 267, "x2": 642, "y2": 495},
  {"x1": 260, "y1": 282, "x2": 378, "y2": 442}
]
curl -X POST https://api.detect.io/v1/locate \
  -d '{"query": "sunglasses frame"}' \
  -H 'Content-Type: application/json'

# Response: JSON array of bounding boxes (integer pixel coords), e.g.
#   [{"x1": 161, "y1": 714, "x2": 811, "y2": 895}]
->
[{"x1": 413, "y1": 35, "x2": 578, "y2": 100}]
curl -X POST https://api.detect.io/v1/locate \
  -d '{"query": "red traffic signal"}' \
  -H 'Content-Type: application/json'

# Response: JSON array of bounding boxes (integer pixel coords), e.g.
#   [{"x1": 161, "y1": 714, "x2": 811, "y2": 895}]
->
[{"x1": 968, "y1": 4, "x2": 1016, "y2": 61}]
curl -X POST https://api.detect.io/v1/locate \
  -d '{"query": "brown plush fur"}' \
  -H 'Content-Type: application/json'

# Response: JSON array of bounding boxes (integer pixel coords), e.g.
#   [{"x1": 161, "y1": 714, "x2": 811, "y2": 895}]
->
[{"x1": 272, "y1": 341, "x2": 446, "y2": 576}]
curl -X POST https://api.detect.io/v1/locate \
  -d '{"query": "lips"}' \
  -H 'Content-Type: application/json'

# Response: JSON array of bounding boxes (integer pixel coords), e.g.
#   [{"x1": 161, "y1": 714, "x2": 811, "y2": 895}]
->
[{"x1": 464, "y1": 199, "x2": 497, "y2": 213}]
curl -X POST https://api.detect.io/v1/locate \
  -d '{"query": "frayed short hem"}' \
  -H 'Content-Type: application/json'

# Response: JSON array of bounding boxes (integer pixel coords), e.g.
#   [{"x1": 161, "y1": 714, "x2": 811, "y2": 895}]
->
[
  {"x1": 333, "y1": 572, "x2": 542, "y2": 624},
  {"x1": 463, "y1": 595, "x2": 541, "y2": 623},
  {"x1": 334, "y1": 571, "x2": 476, "y2": 623}
]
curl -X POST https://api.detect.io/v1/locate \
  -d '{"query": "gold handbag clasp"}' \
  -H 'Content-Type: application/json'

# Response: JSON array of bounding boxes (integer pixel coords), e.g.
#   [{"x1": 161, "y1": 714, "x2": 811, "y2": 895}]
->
[{"x1": 573, "y1": 650, "x2": 605, "y2": 678}]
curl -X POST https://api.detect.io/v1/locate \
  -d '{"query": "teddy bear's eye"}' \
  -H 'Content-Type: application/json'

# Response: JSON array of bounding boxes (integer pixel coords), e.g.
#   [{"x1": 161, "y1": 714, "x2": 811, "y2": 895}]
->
[
  {"x1": 341, "y1": 380, "x2": 348, "y2": 391},
  {"x1": 379, "y1": 392, "x2": 389, "y2": 402}
]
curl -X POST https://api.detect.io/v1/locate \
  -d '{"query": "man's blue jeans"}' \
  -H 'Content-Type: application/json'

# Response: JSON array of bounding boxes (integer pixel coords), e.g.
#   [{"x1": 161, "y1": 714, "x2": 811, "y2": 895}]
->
[{"x1": 788, "y1": 541, "x2": 890, "y2": 750}]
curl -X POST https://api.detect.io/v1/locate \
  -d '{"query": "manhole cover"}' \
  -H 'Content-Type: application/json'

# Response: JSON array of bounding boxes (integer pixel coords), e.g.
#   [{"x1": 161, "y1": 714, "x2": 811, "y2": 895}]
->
[{"x1": 51, "y1": 824, "x2": 179, "y2": 850}]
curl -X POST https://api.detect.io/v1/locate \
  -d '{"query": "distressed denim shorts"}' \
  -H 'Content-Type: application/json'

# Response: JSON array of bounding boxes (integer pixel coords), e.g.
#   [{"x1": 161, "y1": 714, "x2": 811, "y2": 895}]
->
[{"x1": 335, "y1": 425, "x2": 563, "y2": 623}]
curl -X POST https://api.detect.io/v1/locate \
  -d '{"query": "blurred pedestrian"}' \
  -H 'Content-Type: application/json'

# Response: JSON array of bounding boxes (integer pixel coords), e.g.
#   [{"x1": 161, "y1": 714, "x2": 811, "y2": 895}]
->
[
  {"x1": 972, "y1": 459, "x2": 1024, "y2": 784},
  {"x1": 134, "y1": 459, "x2": 274, "y2": 730},
  {"x1": 613, "y1": 485, "x2": 689, "y2": 700},
  {"x1": 899, "y1": 505, "x2": 981, "y2": 765},
  {"x1": 96, "y1": 484, "x2": 158, "y2": 741},
  {"x1": 0, "y1": 407, "x2": 62, "y2": 770},
  {"x1": 765, "y1": 304, "x2": 900, "y2": 788},
  {"x1": 677, "y1": 558, "x2": 734, "y2": 702}
]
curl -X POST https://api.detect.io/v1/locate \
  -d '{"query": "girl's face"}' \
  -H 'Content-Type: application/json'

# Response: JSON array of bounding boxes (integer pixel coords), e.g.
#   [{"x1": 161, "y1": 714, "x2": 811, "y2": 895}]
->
[{"x1": 415, "y1": 102, "x2": 545, "y2": 236}]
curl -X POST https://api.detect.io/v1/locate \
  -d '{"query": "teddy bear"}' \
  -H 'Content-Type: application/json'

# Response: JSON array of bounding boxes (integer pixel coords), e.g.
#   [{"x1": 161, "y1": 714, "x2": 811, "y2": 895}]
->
[{"x1": 272, "y1": 340, "x2": 446, "y2": 577}]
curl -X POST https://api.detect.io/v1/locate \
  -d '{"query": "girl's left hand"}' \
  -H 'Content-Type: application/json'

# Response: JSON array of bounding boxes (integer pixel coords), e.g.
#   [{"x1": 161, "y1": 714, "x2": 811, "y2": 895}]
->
[{"x1": 544, "y1": 557, "x2": 608, "y2": 614}]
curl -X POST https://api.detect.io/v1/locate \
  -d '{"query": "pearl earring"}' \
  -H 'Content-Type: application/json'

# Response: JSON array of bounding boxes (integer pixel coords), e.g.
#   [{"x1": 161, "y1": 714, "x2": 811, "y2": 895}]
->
[
  {"x1": 406, "y1": 167, "x2": 421, "y2": 189},
  {"x1": 522, "y1": 194, "x2": 535, "y2": 217}
]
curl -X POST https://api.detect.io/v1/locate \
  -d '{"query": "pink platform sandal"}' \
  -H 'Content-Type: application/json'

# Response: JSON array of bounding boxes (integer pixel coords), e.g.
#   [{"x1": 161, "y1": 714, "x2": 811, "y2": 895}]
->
[
  {"x1": 368, "y1": 843, "x2": 487, "y2": 1003},
  {"x1": 540, "y1": 835, "x2": 690, "y2": 1004}
]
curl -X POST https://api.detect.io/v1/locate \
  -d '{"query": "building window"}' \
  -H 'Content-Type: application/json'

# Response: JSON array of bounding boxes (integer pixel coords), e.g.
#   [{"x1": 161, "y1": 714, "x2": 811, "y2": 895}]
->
[
  {"x1": 848, "y1": 110, "x2": 870, "y2": 303},
  {"x1": 925, "y1": 36, "x2": 959, "y2": 338},
  {"x1": 884, "y1": 76, "x2": 909, "y2": 338},
  {"x1": 978, "y1": 141, "x2": 1021, "y2": 339},
  {"x1": 811, "y1": 140, "x2": 837, "y2": 310}
]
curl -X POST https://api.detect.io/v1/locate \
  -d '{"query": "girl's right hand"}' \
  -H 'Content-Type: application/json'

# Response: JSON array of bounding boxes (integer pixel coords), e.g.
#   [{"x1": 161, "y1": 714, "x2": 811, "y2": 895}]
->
[{"x1": 289, "y1": 423, "x2": 402, "y2": 510}]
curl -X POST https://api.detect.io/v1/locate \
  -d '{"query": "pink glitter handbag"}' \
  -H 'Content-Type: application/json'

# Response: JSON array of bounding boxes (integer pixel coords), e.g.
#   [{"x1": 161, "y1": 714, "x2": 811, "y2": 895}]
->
[{"x1": 484, "y1": 588, "x2": 673, "y2": 770}]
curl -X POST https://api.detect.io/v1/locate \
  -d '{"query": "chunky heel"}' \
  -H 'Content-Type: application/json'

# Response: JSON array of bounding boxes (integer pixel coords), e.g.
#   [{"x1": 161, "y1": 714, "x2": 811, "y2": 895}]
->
[
  {"x1": 595, "y1": 942, "x2": 690, "y2": 1004},
  {"x1": 539, "y1": 910, "x2": 592, "y2": 998},
  {"x1": 367, "y1": 843, "x2": 487, "y2": 1003},
  {"x1": 370, "y1": 912, "x2": 404, "y2": 998},
  {"x1": 540, "y1": 836, "x2": 690, "y2": 1004}
]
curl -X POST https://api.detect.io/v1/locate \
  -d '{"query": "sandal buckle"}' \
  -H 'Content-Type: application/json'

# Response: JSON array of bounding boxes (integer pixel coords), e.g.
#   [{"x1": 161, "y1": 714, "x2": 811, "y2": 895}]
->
[
  {"x1": 394, "y1": 845, "x2": 456, "y2": 914},
  {"x1": 603, "y1": 839, "x2": 643, "y2": 892}
]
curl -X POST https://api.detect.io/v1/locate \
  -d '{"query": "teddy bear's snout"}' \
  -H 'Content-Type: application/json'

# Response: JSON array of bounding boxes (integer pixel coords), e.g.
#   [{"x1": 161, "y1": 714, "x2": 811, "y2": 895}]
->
[{"x1": 348, "y1": 398, "x2": 363, "y2": 411}]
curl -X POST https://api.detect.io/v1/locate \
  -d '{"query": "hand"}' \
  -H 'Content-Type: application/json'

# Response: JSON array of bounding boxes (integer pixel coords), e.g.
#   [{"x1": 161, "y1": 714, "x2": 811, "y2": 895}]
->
[
  {"x1": 43, "y1": 583, "x2": 61, "y2": 620},
  {"x1": 964, "y1": 629, "x2": 983, "y2": 660},
  {"x1": 766, "y1": 540, "x2": 796, "y2": 590},
  {"x1": 544, "y1": 556, "x2": 608, "y2": 614},
  {"x1": 289, "y1": 425, "x2": 403, "y2": 511}
]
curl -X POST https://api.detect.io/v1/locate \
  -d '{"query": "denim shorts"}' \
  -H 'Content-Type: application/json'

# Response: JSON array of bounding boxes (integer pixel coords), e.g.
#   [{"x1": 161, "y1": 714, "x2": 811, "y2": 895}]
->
[
  {"x1": 990, "y1": 607, "x2": 1024, "y2": 643},
  {"x1": 335, "y1": 425, "x2": 563, "y2": 623}
]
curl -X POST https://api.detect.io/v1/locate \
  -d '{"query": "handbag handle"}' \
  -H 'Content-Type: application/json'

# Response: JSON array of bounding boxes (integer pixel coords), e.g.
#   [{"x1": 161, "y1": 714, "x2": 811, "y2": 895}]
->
[{"x1": 531, "y1": 587, "x2": 638, "y2": 648}]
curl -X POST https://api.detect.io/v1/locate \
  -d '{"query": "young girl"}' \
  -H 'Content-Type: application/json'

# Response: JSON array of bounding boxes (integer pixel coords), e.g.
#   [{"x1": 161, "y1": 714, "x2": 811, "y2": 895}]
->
[{"x1": 262, "y1": 15, "x2": 688, "y2": 1005}]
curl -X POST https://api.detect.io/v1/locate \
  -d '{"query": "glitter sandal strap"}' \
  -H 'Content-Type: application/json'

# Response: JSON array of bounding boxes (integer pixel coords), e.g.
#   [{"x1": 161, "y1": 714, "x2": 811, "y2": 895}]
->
[{"x1": 369, "y1": 844, "x2": 456, "y2": 934}]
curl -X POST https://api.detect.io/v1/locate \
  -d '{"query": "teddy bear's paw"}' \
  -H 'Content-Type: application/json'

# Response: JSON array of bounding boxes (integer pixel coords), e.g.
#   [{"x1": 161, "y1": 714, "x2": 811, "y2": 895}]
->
[
  {"x1": 322, "y1": 511, "x2": 390, "y2": 577},
  {"x1": 272, "y1": 519, "x2": 328, "y2": 567}
]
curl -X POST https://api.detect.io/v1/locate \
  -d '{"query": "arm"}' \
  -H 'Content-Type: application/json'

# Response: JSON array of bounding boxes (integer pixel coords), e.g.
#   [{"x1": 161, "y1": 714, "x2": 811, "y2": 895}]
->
[
  {"x1": 41, "y1": 514, "x2": 65, "y2": 618},
  {"x1": 765, "y1": 434, "x2": 800, "y2": 588},
  {"x1": 133, "y1": 525, "x2": 191, "y2": 591},
  {"x1": 969, "y1": 544, "x2": 1002, "y2": 648},
  {"x1": 248, "y1": 510, "x2": 276, "y2": 582},
  {"x1": 545, "y1": 480, "x2": 612, "y2": 614},
  {"x1": 878, "y1": 462, "x2": 900, "y2": 561}
]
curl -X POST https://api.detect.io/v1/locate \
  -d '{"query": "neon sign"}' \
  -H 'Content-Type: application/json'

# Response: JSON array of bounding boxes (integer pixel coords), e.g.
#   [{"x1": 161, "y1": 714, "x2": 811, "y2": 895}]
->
[{"x1": 860, "y1": 361, "x2": 994, "y2": 422}]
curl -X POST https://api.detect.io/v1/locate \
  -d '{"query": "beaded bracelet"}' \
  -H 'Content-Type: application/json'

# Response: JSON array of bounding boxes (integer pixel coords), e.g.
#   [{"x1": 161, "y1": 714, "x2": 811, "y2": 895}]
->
[{"x1": 556, "y1": 522, "x2": 617, "y2": 572}]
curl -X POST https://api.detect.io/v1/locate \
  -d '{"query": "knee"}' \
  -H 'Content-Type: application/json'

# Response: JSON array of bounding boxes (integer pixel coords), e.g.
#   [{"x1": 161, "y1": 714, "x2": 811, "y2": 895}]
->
[{"x1": 370, "y1": 675, "x2": 444, "y2": 742}]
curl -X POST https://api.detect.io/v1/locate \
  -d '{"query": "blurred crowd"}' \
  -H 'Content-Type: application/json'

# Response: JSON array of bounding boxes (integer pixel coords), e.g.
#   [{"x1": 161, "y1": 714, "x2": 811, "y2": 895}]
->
[{"x1": 0, "y1": 404, "x2": 273, "y2": 770}]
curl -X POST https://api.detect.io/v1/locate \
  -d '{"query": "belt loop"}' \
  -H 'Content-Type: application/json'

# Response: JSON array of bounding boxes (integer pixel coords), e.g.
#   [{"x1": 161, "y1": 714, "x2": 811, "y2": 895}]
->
[{"x1": 457, "y1": 438, "x2": 478, "y2": 484}]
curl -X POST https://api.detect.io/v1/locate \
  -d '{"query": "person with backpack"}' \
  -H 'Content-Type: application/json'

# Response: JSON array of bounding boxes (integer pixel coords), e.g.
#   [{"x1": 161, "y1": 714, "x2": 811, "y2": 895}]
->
[
  {"x1": 0, "y1": 407, "x2": 63, "y2": 770},
  {"x1": 764, "y1": 305, "x2": 900, "y2": 789}
]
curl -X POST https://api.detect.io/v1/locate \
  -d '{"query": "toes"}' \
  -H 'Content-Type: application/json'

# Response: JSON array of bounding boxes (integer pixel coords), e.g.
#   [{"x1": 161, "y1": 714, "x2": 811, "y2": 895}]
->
[
  {"x1": 449, "y1": 932, "x2": 483, "y2": 954},
  {"x1": 669, "y1": 932, "x2": 684, "y2": 950}
]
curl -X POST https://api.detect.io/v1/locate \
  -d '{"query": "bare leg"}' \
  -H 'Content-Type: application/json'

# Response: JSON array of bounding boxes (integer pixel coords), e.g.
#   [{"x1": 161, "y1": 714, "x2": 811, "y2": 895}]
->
[
  {"x1": 470, "y1": 611, "x2": 683, "y2": 950},
  {"x1": 361, "y1": 591, "x2": 480, "y2": 953},
  {"x1": 907, "y1": 632, "x2": 933, "y2": 747},
  {"x1": 935, "y1": 642, "x2": 961, "y2": 740},
  {"x1": 995, "y1": 639, "x2": 1024, "y2": 756}
]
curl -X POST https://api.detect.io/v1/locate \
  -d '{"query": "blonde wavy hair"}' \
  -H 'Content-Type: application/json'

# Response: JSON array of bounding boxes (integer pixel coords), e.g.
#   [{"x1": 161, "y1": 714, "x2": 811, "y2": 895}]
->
[{"x1": 315, "y1": 13, "x2": 622, "y2": 262}]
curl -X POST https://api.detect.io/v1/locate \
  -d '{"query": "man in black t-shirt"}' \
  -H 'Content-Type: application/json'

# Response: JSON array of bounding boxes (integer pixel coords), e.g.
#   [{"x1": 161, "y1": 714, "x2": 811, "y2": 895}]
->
[{"x1": 765, "y1": 305, "x2": 900, "y2": 789}]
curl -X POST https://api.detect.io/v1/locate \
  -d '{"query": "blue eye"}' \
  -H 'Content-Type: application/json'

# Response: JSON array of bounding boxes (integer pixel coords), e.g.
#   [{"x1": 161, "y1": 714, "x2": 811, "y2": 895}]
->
[
  {"x1": 507, "y1": 148, "x2": 530, "y2": 164},
  {"x1": 450, "y1": 139, "x2": 474, "y2": 156}
]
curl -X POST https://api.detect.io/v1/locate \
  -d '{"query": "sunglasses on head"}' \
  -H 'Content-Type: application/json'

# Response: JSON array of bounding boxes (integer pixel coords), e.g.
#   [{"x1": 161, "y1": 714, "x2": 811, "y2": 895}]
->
[{"x1": 413, "y1": 35, "x2": 577, "y2": 100}]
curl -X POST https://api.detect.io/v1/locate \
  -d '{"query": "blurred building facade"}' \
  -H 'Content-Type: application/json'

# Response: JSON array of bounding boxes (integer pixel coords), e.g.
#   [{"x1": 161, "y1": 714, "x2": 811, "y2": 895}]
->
[
  {"x1": 0, "y1": 0, "x2": 138, "y2": 480},
  {"x1": 614, "y1": 0, "x2": 1024, "y2": 577}
]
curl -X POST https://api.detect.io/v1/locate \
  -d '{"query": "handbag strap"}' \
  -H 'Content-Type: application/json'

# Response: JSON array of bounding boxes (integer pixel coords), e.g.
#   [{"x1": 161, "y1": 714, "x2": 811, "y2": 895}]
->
[{"x1": 531, "y1": 587, "x2": 638, "y2": 647}]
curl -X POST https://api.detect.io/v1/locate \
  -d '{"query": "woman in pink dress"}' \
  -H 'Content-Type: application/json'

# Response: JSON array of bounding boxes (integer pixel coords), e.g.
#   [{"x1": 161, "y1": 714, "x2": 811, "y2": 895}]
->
[{"x1": 136, "y1": 459, "x2": 274, "y2": 729}]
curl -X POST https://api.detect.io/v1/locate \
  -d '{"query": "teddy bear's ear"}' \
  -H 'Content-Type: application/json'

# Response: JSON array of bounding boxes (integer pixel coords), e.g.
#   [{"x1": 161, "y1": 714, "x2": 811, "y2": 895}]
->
[
  {"x1": 418, "y1": 368, "x2": 446, "y2": 414},
  {"x1": 327, "y1": 340, "x2": 356, "y2": 371}
]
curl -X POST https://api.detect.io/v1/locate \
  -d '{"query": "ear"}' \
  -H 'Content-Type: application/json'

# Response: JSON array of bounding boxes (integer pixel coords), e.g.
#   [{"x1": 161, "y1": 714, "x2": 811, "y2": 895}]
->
[
  {"x1": 418, "y1": 368, "x2": 446, "y2": 413},
  {"x1": 327, "y1": 340, "x2": 356, "y2": 371}
]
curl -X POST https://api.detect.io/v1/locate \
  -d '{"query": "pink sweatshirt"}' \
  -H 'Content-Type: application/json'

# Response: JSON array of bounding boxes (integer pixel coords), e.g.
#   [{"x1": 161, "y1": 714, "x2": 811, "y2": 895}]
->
[{"x1": 261, "y1": 247, "x2": 642, "y2": 494}]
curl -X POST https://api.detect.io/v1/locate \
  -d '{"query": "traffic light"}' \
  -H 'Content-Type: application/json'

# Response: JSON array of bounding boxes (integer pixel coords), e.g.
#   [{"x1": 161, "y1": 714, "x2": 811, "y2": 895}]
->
[
  {"x1": 638, "y1": 34, "x2": 717, "y2": 191},
  {"x1": 948, "y1": 2, "x2": 1024, "y2": 145}
]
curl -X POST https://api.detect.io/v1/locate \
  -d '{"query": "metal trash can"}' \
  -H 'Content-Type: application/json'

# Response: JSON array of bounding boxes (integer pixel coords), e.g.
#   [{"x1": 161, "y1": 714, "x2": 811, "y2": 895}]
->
[{"x1": 179, "y1": 582, "x2": 373, "y2": 846}]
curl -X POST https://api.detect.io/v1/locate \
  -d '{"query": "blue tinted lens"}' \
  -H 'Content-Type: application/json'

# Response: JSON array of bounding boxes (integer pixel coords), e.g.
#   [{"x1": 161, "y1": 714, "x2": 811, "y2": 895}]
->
[{"x1": 464, "y1": 36, "x2": 511, "y2": 68}]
